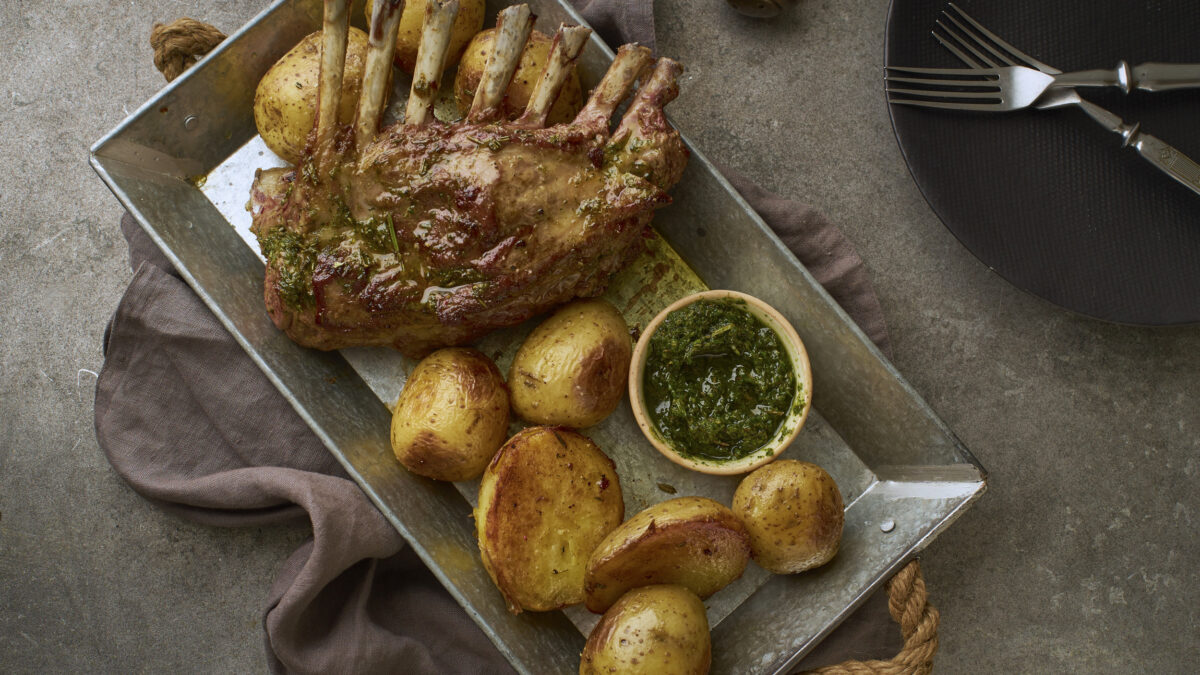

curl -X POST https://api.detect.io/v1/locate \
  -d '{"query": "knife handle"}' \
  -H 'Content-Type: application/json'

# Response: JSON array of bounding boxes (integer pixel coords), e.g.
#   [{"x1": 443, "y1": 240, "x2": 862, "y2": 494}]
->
[
  {"x1": 1129, "y1": 131, "x2": 1200, "y2": 196},
  {"x1": 1073, "y1": 98, "x2": 1200, "y2": 196},
  {"x1": 1132, "y1": 63, "x2": 1200, "y2": 91},
  {"x1": 1059, "y1": 61, "x2": 1200, "y2": 93}
]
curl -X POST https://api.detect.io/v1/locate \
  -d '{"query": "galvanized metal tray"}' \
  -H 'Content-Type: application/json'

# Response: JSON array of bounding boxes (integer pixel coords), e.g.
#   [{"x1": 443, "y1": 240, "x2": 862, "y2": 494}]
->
[{"x1": 90, "y1": 1, "x2": 986, "y2": 672}]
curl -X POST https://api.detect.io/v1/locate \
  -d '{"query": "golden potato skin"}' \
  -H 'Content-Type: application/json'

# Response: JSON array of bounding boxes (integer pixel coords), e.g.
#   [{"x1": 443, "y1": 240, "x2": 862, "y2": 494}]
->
[
  {"x1": 584, "y1": 497, "x2": 751, "y2": 613},
  {"x1": 390, "y1": 348, "x2": 509, "y2": 482},
  {"x1": 509, "y1": 299, "x2": 632, "y2": 429},
  {"x1": 454, "y1": 28, "x2": 584, "y2": 124},
  {"x1": 365, "y1": 0, "x2": 484, "y2": 74},
  {"x1": 732, "y1": 460, "x2": 844, "y2": 574},
  {"x1": 476, "y1": 427, "x2": 624, "y2": 613},
  {"x1": 580, "y1": 585, "x2": 711, "y2": 675},
  {"x1": 254, "y1": 28, "x2": 369, "y2": 165}
]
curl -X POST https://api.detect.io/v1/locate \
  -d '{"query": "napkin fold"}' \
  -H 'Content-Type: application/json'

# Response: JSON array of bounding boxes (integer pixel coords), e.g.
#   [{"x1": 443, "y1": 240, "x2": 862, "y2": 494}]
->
[
  {"x1": 572, "y1": 0, "x2": 657, "y2": 49},
  {"x1": 95, "y1": 2, "x2": 895, "y2": 672}
]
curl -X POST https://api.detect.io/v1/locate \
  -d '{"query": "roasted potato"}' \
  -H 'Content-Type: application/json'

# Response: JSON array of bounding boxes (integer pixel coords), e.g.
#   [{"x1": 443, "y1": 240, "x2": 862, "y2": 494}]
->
[
  {"x1": 390, "y1": 348, "x2": 509, "y2": 482},
  {"x1": 365, "y1": 0, "x2": 484, "y2": 74},
  {"x1": 254, "y1": 28, "x2": 369, "y2": 165},
  {"x1": 732, "y1": 460, "x2": 844, "y2": 574},
  {"x1": 509, "y1": 299, "x2": 632, "y2": 428},
  {"x1": 476, "y1": 427, "x2": 623, "y2": 613},
  {"x1": 454, "y1": 28, "x2": 584, "y2": 124},
  {"x1": 580, "y1": 585, "x2": 711, "y2": 675},
  {"x1": 584, "y1": 496, "x2": 751, "y2": 613}
]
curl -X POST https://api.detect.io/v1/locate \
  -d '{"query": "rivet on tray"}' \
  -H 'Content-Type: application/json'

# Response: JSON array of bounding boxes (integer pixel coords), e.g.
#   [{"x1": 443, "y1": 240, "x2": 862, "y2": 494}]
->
[
  {"x1": 880, "y1": 519, "x2": 895, "y2": 533},
  {"x1": 184, "y1": 115, "x2": 199, "y2": 131}
]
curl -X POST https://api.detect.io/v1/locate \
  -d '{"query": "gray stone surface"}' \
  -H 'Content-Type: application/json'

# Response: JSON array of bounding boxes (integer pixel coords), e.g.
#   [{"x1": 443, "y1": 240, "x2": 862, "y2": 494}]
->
[{"x1": 2, "y1": 0, "x2": 1197, "y2": 673}]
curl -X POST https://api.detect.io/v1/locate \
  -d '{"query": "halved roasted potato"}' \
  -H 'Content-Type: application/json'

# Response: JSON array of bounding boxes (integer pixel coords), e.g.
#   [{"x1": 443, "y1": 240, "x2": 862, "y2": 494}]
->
[
  {"x1": 390, "y1": 348, "x2": 509, "y2": 482},
  {"x1": 732, "y1": 459, "x2": 844, "y2": 574},
  {"x1": 476, "y1": 427, "x2": 623, "y2": 613},
  {"x1": 509, "y1": 299, "x2": 632, "y2": 428},
  {"x1": 580, "y1": 585, "x2": 711, "y2": 675},
  {"x1": 584, "y1": 496, "x2": 751, "y2": 613}
]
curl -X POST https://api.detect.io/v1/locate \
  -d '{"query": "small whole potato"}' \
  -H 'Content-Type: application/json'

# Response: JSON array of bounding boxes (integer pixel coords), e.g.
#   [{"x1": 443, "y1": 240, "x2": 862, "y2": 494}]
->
[
  {"x1": 732, "y1": 459, "x2": 844, "y2": 574},
  {"x1": 365, "y1": 0, "x2": 484, "y2": 74},
  {"x1": 454, "y1": 28, "x2": 584, "y2": 124},
  {"x1": 390, "y1": 348, "x2": 509, "y2": 482},
  {"x1": 580, "y1": 585, "x2": 711, "y2": 675},
  {"x1": 509, "y1": 299, "x2": 632, "y2": 429},
  {"x1": 476, "y1": 427, "x2": 623, "y2": 613},
  {"x1": 584, "y1": 496, "x2": 750, "y2": 613},
  {"x1": 254, "y1": 28, "x2": 369, "y2": 165}
]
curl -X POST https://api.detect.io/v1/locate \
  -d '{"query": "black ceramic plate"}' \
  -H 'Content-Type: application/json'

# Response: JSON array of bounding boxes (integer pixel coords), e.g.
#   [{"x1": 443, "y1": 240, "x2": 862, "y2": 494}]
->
[{"x1": 886, "y1": 0, "x2": 1200, "y2": 324}]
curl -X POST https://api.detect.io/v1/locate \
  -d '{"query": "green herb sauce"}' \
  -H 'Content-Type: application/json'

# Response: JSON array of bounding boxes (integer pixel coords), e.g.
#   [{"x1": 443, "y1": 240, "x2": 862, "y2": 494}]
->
[
  {"x1": 260, "y1": 200, "x2": 493, "y2": 312},
  {"x1": 352, "y1": 213, "x2": 397, "y2": 254},
  {"x1": 259, "y1": 226, "x2": 318, "y2": 309},
  {"x1": 643, "y1": 299, "x2": 799, "y2": 463}
]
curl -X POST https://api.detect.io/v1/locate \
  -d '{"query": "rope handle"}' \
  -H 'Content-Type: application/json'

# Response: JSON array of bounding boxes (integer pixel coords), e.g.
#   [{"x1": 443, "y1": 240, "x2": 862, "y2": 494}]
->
[
  {"x1": 150, "y1": 18, "x2": 226, "y2": 82},
  {"x1": 147, "y1": 18, "x2": 940, "y2": 675},
  {"x1": 802, "y1": 560, "x2": 939, "y2": 675}
]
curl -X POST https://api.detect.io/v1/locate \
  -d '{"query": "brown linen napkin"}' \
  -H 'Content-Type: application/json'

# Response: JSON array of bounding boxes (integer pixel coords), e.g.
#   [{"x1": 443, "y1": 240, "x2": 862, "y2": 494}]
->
[
  {"x1": 99, "y1": 216, "x2": 509, "y2": 675},
  {"x1": 572, "y1": 0, "x2": 657, "y2": 48},
  {"x1": 94, "y1": 2, "x2": 896, "y2": 673}
]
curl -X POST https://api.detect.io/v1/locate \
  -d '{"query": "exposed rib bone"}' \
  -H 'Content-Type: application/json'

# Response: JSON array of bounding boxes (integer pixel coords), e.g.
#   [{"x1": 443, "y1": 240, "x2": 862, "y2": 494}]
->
[
  {"x1": 573, "y1": 44, "x2": 653, "y2": 131},
  {"x1": 404, "y1": 0, "x2": 460, "y2": 127},
  {"x1": 466, "y1": 4, "x2": 534, "y2": 123},
  {"x1": 316, "y1": 0, "x2": 352, "y2": 149},
  {"x1": 354, "y1": 0, "x2": 406, "y2": 148},
  {"x1": 613, "y1": 57, "x2": 682, "y2": 138},
  {"x1": 514, "y1": 25, "x2": 591, "y2": 128}
]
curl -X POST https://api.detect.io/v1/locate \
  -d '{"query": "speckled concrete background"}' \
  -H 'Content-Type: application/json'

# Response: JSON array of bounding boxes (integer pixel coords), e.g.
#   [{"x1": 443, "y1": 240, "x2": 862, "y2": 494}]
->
[{"x1": 2, "y1": 0, "x2": 1198, "y2": 672}]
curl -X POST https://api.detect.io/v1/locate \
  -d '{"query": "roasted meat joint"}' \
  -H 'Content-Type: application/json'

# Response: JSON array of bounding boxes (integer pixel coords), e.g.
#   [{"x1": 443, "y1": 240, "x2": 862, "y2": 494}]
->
[{"x1": 250, "y1": 0, "x2": 688, "y2": 357}]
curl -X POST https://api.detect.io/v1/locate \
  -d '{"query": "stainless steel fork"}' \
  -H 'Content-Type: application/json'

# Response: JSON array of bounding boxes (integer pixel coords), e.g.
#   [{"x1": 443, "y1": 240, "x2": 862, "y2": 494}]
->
[
  {"x1": 931, "y1": 2, "x2": 1200, "y2": 196},
  {"x1": 887, "y1": 61, "x2": 1200, "y2": 112}
]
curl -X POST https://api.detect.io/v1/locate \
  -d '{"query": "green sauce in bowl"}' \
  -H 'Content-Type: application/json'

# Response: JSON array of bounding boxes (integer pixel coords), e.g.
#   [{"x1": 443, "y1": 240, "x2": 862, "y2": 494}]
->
[{"x1": 642, "y1": 298, "x2": 799, "y2": 463}]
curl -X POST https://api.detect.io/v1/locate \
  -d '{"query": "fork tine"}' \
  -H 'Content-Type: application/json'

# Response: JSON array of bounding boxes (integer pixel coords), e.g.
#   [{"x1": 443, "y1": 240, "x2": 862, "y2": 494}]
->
[
  {"x1": 935, "y1": 19, "x2": 1004, "y2": 68},
  {"x1": 885, "y1": 87, "x2": 1001, "y2": 100},
  {"x1": 885, "y1": 65, "x2": 998, "y2": 76},
  {"x1": 945, "y1": 2, "x2": 1059, "y2": 74},
  {"x1": 886, "y1": 97, "x2": 1005, "y2": 111},
  {"x1": 884, "y1": 74, "x2": 1000, "y2": 88},
  {"x1": 931, "y1": 29, "x2": 987, "y2": 68},
  {"x1": 939, "y1": 15, "x2": 1012, "y2": 68}
]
